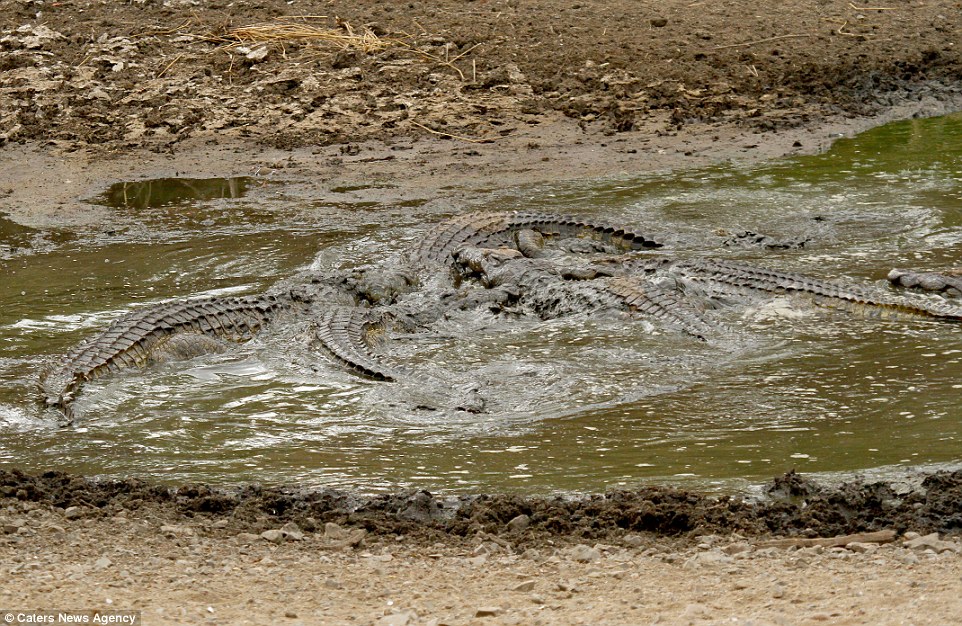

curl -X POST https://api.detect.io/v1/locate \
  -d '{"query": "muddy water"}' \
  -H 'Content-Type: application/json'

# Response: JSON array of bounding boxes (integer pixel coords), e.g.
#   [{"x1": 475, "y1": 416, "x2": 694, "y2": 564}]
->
[{"x1": 1, "y1": 113, "x2": 960, "y2": 494}]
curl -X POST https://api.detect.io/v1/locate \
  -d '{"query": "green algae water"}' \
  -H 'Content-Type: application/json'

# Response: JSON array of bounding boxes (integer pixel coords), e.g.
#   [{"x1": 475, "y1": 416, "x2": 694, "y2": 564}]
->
[{"x1": 1, "y1": 113, "x2": 960, "y2": 494}]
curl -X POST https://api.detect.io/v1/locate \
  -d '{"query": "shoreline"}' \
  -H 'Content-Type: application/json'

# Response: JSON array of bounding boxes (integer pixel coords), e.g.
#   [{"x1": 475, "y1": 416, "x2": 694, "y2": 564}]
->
[
  {"x1": 4, "y1": 92, "x2": 962, "y2": 229},
  {"x1": 3, "y1": 1, "x2": 962, "y2": 620}
]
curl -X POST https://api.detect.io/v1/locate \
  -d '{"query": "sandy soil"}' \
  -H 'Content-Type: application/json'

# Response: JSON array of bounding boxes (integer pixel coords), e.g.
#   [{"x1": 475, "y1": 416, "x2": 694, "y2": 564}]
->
[{"x1": 3, "y1": 0, "x2": 962, "y2": 624}]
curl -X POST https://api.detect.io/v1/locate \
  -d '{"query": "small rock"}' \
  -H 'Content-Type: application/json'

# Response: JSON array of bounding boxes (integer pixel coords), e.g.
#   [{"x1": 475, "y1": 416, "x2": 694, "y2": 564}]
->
[
  {"x1": 622, "y1": 534, "x2": 645, "y2": 548},
  {"x1": 63, "y1": 506, "x2": 84, "y2": 520},
  {"x1": 904, "y1": 532, "x2": 959, "y2": 553},
  {"x1": 284, "y1": 611, "x2": 298, "y2": 619},
  {"x1": 846, "y1": 542, "x2": 877, "y2": 554},
  {"x1": 475, "y1": 607, "x2": 501, "y2": 617},
  {"x1": 245, "y1": 46, "x2": 269, "y2": 62},
  {"x1": 681, "y1": 603, "x2": 709, "y2": 619},
  {"x1": 324, "y1": 522, "x2": 347, "y2": 539},
  {"x1": 260, "y1": 529, "x2": 285, "y2": 544},
  {"x1": 506, "y1": 514, "x2": 531, "y2": 532},
  {"x1": 280, "y1": 521, "x2": 304, "y2": 541},
  {"x1": 650, "y1": 18, "x2": 669, "y2": 27},
  {"x1": 399, "y1": 491, "x2": 441, "y2": 523},
  {"x1": 721, "y1": 541, "x2": 752, "y2": 556},
  {"x1": 160, "y1": 524, "x2": 195, "y2": 538},
  {"x1": 94, "y1": 556, "x2": 112, "y2": 570},
  {"x1": 512, "y1": 580, "x2": 536, "y2": 592},
  {"x1": 569, "y1": 544, "x2": 601, "y2": 563},
  {"x1": 378, "y1": 612, "x2": 415, "y2": 626},
  {"x1": 234, "y1": 532, "x2": 260, "y2": 544}
]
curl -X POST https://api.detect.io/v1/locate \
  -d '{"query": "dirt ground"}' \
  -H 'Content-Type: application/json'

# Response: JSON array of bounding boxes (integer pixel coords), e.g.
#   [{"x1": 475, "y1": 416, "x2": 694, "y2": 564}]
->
[{"x1": 3, "y1": 0, "x2": 962, "y2": 624}]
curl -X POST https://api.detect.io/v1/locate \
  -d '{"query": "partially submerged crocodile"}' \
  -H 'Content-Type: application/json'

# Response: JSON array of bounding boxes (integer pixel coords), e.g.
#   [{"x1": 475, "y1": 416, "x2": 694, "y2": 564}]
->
[
  {"x1": 39, "y1": 295, "x2": 286, "y2": 422},
  {"x1": 40, "y1": 212, "x2": 660, "y2": 421},
  {"x1": 38, "y1": 210, "x2": 962, "y2": 422}
]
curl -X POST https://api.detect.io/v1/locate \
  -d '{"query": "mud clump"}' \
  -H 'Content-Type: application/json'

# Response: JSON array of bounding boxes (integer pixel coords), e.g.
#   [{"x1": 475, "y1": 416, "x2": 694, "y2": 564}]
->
[{"x1": 3, "y1": 468, "x2": 962, "y2": 545}]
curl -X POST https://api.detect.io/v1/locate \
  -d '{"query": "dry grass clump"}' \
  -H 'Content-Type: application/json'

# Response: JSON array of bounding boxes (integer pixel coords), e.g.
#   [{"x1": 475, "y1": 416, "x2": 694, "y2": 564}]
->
[{"x1": 209, "y1": 16, "x2": 390, "y2": 53}]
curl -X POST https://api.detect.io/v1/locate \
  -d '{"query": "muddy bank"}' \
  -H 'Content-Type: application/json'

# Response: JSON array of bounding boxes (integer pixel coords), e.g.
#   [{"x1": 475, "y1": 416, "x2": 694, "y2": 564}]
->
[
  {"x1": 1, "y1": 0, "x2": 960, "y2": 150},
  {"x1": 3, "y1": 468, "x2": 962, "y2": 545},
  {"x1": 2, "y1": 0, "x2": 961, "y2": 228}
]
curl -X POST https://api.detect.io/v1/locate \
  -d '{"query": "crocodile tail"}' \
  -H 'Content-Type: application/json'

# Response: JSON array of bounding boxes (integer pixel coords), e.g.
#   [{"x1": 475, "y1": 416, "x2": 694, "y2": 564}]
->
[
  {"x1": 502, "y1": 212, "x2": 662, "y2": 252},
  {"x1": 313, "y1": 306, "x2": 403, "y2": 381},
  {"x1": 38, "y1": 294, "x2": 286, "y2": 421},
  {"x1": 606, "y1": 276, "x2": 714, "y2": 339},
  {"x1": 679, "y1": 259, "x2": 962, "y2": 322}
]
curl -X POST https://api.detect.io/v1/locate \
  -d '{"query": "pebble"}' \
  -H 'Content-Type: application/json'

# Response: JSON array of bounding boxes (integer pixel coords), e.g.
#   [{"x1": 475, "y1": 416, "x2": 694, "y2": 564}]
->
[
  {"x1": 721, "y1": 541, "x2": 752, "y2": 556},
  {"x1": 512, "y1": 580, "x2": 536, "y2": 592},
  {"x1": 506, "y1": 514, "x2": 530, "y2": 532},
  {"x1": 378, "y1": 611, "x2": 415, "y2": 626},
  {"x1": 569, "y1": 544, "x2": 601, "y2": 563},
  {"x1": 475, "y1": 607, "x2": 501, "y2": 617},
  {"x1": 260, "y1": 529, "x2": 285, "y2": 544},
  {"x1": 904, "y1": 532, "x2": 960, "y2": 553},
  {"x1": 63, "y1": 506, "x2": 84, "y2": 520},
  {"x1": 324, "y1": 522, "x2": 347, "y2": 539},
  {"x1": 160, "y1": 524, "x2": 195, "y2": 538},
  {"x1": 234, "y1": 532, "x2": 260, "y2": 544}
]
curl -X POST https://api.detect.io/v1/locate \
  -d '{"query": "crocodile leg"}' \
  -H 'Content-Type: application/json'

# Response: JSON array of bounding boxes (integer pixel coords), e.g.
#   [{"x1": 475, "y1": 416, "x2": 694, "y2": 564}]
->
[{"x1": 38, "y1": 295, "x2": 287, "y2": 422}]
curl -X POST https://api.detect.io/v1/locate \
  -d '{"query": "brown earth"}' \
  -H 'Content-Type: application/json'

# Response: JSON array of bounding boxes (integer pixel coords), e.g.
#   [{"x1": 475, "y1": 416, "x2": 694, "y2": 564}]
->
[
  {"x1": 3, "y1": 1, "x2": 962, "y2": 624},
  {"x1": 1, "y1": 0, "x2": 960, "y2": 150}
]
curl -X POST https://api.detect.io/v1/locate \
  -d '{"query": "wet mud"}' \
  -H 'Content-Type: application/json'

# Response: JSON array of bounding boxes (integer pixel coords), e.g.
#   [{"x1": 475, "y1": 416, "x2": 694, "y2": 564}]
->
[
  {"x1": 3, "y1": 2, "x2": 962, "y2": 552},
  {"x1": 3, "y1": 468, "x2": 962, "y2": 545}
]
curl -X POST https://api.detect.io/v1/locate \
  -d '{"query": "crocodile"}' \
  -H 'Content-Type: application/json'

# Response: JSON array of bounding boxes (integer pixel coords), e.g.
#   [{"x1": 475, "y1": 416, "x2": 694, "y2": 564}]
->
[
  {"x1": 598, "y1": 256, "x2": 962, "y2": 322},
  {"x1": 452, "y1": 245, "x2": 715, "y2": 338},
  {"x1": 39, "y1": 294, "x2": 288, "y2": 423},
  {"x1": 410, "y1": 211, "x2": 662, "y2": 267},
  {"x1": 40, "y1": 210, "x2": 962, "y2": 423},
  {"x1": 345, "y1": 211, "x2": 665, "y2": 306}
]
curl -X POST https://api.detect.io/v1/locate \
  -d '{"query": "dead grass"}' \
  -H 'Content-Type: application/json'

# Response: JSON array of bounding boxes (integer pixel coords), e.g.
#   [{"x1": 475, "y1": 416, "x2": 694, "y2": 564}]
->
[{"x1": 207, "y1": 16, "x2": 390, "y2": 53}]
